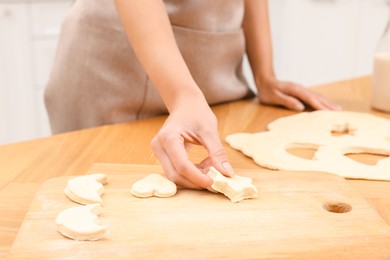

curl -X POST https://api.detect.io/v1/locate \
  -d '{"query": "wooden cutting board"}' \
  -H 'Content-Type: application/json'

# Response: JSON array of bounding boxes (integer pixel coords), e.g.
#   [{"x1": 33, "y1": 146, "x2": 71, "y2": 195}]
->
[{"x1": 8, "y1": 163, "x2": 390, "y2": 259}]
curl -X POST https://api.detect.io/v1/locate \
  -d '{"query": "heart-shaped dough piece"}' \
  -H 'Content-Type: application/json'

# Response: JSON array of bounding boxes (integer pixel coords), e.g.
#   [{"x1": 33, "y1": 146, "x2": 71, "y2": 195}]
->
[
  {"x1": 131, "y1": 174, "x2": 177, "y2": 198},
  {"x1": 64, "y1": 173, "x2": 107, "y2": 205},
  {"x1": 56, "y1": 203, "x2": 106, "y2": 241},
  {"x1": 207, "y1": 167, "x2": 258, "y2": 203}
]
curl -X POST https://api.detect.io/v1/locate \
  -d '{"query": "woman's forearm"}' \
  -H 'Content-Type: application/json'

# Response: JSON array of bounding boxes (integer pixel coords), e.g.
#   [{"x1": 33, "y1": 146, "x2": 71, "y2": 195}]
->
[
  {"x1": 242, "y1": 0, "x2": 275, "y2": 86},
  {"x1": 114, "y1": 0, "x2": 205, "y2": 112}
]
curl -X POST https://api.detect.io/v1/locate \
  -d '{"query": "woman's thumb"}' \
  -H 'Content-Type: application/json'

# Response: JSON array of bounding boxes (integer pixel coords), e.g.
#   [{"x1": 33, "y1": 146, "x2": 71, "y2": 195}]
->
[
  {"x1": 202, "y1": 126, "x2": 235, "y2": 177},
  {"x1": 209, "y1": 146, "x2": 235, "y2": 177}
]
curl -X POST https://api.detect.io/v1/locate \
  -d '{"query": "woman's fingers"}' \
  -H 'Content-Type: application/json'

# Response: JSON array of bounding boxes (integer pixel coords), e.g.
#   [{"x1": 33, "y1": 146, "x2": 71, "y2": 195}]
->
[
  {"x1": 269, "y1": 90, "x2": 305, "y2": 111},
  {"x1": 281, "y1": 82, "x2": 341, "y2": 111},
  {"x1": 259, "y1": 78, "x2": 342, "y2": 112},
  {"x1": 200, "y1": 129, "x2": 234, "y2": 177},
  {"x1": 151, "y1": 133, "x2": 212, "y2": 189},
  {"x1": 196, "y1": 157, "x2": 212, "y2": 173},
  {"x1": 282, "y1": 83, "x2": 324, "y2": 110},
  {"x1": 151, "y1": 136, "x2": 204, "y2": 189},
  {"x1": 259, "y1": 81, "x2": 305, "y2": 111}
]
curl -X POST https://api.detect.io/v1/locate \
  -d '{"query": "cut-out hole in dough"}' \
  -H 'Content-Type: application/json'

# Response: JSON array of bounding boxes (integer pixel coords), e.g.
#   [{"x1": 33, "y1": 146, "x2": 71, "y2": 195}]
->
[
  {"x1": 342, "y1": 147, "x2": 390, "y2": 166},
  {"x1": 322, "y1": 201, "x2": 352, "y2": 214},
  {"x1": 345, "y1": 153, "x2": 389, "y2": 166},
  {"x1": 285, "y1": 143, "x2": 319, "y2": 160},
  {"x1": 331, "y1": 129, "x2": 352, "y2": 137},
  {"x1": 330, "y1": 122, "x2": 354, "y2": 136}
]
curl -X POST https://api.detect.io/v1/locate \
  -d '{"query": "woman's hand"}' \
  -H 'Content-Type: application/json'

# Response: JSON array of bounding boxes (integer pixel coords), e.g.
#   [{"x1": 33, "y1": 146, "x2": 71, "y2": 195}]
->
[
  {"x1": 257, "y1": 77, "x2": 342, "y2": 111},
  {"x1": 151, "y1": 97, "x2": 234, "y2": 189},
  {"x1": 243, "y1": 0, "x2": 341, "y2": 112},
  {"x1": 115, "y1": 1, "x2": 234, "y2": 189}
]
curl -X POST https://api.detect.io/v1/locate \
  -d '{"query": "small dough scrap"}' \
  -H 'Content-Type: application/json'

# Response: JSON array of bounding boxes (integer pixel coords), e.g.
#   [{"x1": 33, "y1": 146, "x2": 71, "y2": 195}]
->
[
  {"x1": 131, "y1": 173, "x2": 177, "y2": 198},
  {"x1": 207, "y1": 167, "x2": 258, "y2": 203},
  {"x1": 64, "y1": 173, "x2": 107, "y2": 205},
  {"x1": 56, "y1": 204, "x2": 106, "y2": 241}
]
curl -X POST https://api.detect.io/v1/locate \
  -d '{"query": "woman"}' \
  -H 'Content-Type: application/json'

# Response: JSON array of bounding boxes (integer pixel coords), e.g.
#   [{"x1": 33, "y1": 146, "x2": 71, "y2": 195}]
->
[{"x1": 45, "y1": 0, "x2": 340, "y2": 190}]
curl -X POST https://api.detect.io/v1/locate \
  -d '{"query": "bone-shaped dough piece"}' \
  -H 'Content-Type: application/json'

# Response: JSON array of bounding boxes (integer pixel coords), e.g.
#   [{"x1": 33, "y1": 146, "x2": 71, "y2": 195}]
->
[
  {"x1": 131, "y1": 173, "x2": 177, "y2": 198},
  {"x1": 64, "y1": 173, "x2": 107, "y2": 205},
  {"x1": 56, "y1": 204, "x2": 106, "y2": 241},
  {"x1": 207, "y1": 167, "x2": 258, "y2": 203}
]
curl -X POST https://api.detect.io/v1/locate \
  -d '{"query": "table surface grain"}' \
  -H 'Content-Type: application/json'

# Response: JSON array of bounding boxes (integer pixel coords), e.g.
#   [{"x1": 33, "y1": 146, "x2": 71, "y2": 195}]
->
[{"x1": 1, "y1": 76, "x2": 389, "y2": 257}]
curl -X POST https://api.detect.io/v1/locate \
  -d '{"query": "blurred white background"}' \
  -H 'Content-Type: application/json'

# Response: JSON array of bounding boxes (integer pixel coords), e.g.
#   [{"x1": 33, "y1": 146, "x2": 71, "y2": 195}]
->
[{"x1": 0, "y1": 0, "x2": 389, "y2": 145}]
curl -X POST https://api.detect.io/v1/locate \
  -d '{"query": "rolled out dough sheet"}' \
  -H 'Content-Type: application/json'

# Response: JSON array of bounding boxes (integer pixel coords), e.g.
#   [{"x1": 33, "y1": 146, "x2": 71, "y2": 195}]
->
[{"x1": 226, "y1": 111, "x2": 390, "y2": 181}]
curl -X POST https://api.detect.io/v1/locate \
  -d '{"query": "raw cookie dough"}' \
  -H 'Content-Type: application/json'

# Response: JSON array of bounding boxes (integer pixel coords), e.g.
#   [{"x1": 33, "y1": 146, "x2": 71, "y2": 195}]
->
[
  {"x1": 267, "y1": 110, "x2": 390, "y2": 137},
  {"x1": 207, "y1": 167, "x2": 258, "y2": 203},
  {"x1": 64, "y1": 173, "x2": 107, "y2": 205},
  {"x1": 56, "y1": 203, "x2": 106, "y2": 241},
  {"x1": 226, "y1": 111, "x2": 390, "y2": 181},
  {"x1": 131, "y1": 173, "x2": 177, "y2": 198}
]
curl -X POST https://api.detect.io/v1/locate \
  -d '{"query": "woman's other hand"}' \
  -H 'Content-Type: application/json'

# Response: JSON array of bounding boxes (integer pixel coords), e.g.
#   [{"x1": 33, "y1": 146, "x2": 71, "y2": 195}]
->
[
  {"x1": 257, "y1": 77, "x2": 342, "y2": 111},
  {"x1": 243, "y1": 0, "x2": 341, "y2": 112}
]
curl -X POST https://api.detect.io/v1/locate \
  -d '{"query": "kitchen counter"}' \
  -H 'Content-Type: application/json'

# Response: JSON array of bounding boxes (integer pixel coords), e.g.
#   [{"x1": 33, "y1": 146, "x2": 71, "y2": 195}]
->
[{"x1": 1, "y1": 76, "x2": 389, "y2": 257}]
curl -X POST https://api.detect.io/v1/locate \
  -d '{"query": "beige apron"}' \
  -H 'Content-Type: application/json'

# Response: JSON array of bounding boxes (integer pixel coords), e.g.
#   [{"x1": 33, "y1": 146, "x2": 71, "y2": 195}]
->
[{"x1": 45, "y1": 0, "x2": 253, "y2": 134}]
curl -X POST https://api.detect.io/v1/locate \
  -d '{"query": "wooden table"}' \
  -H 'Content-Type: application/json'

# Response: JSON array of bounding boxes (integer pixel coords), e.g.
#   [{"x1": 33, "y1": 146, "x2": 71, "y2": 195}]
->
[{"x1": 1, "y1": 76, "x2": 389, "y2": 257}]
